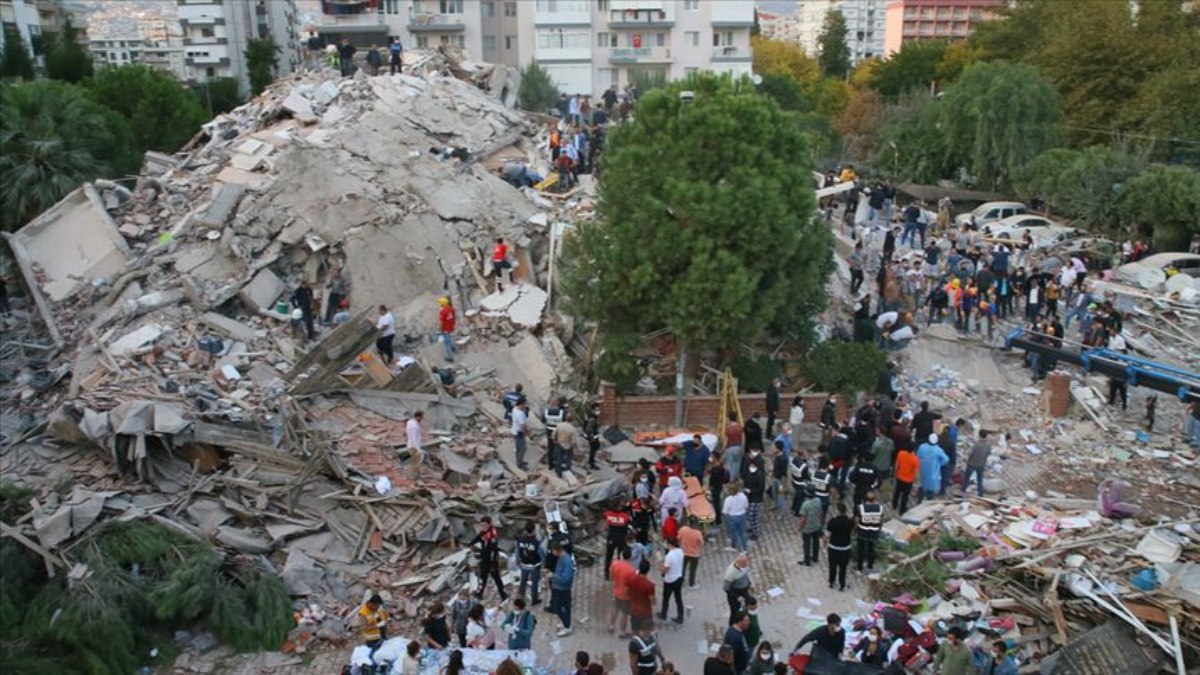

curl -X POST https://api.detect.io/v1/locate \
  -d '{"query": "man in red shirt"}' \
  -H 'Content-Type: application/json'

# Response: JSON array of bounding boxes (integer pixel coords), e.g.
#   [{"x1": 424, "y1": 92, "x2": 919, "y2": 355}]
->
[
  {"x1": 437, "y1": 296, "x2": 456, "y2": 362},
  {"x1": 625, "y1": 559, "x2": 656, "y2": 633},
  {"x1": 606, "y1": 547, "x2": 635, "y2": 637},
  {"x1": 492, "y1": 237, "x2": 512, "y2": 291}
]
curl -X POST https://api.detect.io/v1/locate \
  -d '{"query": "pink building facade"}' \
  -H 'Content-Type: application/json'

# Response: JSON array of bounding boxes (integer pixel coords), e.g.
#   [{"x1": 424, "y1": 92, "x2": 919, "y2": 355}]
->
[{"x1": 883, "y1": 0, "x2": 1001, "y2": 56}]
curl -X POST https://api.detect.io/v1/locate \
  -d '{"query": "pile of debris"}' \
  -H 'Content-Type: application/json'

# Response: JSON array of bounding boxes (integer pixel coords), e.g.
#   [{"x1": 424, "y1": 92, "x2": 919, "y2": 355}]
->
[
  {"x1": 0, "y1": 54, "x2": 616, "y2": 667},
  {"x1": 871, "y1": 492, "x2": 1200, "y2": 671}
]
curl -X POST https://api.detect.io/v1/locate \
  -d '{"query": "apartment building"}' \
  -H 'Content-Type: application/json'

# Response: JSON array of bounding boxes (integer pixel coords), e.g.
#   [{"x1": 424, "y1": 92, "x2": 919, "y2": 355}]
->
[
  {"x1": 315, "y1": 0, "x2": 754, "y2": 97},
  {"x1": 178, "y1": 0, "x2": 302, "y2": 94},
  {"x1": 792, "y1": 0, "x2": 884, "y2": 62},
  {"x1": 882, "y1": 0, "x2": 1001, "y2": 56},
  {"x1": 0, "y1": 0, "x2": 41, "y2": 58},
  {"x1": 89, "y1": 27, "x2": 187, "y2": 80}
]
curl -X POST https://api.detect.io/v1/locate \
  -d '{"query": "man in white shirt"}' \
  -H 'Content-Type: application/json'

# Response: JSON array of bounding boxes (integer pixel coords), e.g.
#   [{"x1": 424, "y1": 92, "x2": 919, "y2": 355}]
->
[
  {"x1": 658, "y1": 538, "x2": 685, "y2": 624},
  {"x1": 511, "y1": 401, "x2": 529, "y2": 470},
  {"x1": 406, "y1": 410, "x2": 424, "y2": 478},
  {"x1": 376, "y1": 305, "x2": 396, "y2": 364}
]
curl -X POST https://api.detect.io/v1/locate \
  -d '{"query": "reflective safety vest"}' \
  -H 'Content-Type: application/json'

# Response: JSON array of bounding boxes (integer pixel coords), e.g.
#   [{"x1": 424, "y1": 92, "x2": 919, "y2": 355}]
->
[
  {"x1": 789, "y1": 458, "x2": 810, "y2": 487},
  {"x1": 858, "y1": 503, "x2": 884, "y2": 532},
  {"x1": 631, "y1": 634, "x2": 659, "y2": 672},
  {"x1": 812, "y1": 470, "x2": 831, "y2": 497}
]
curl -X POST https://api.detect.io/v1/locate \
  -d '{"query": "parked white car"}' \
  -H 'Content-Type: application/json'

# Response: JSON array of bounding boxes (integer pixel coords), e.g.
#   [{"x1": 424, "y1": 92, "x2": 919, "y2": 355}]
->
[
  {"x1": 985, "y1": 214, "x2": 1077, "y2": 248},
  {"x1": 954, "y1": 201, "x2": 1028, "y2": 230}
]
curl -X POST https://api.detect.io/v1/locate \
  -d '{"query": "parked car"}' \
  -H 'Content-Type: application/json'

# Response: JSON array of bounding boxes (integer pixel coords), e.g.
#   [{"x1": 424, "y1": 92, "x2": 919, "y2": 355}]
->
[
  {"x1": 984, "y1": 214, "x2": 1077, "y2": 248},
  {"x1": 1117, "y1": 252, "x2": 1200, "y2": 283},
  {"x1": 954, "y1": 201, "x2": 1028, "y2": 230}
]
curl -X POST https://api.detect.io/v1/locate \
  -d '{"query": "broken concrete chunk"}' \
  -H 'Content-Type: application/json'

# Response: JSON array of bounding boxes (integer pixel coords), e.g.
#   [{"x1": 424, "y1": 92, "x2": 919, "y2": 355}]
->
[
  {"x1": 195, "y1": 183, "x2": 246, "y2": 229},
  {"x1": 200, "y1": 311, "x2": 257, "y2": 342},
  {"x1": 109, "y1": 323, "x2": 166, "y2": 357},
  {"x1": 239, "y1": 267, "x2": 286, "y2": 312}
]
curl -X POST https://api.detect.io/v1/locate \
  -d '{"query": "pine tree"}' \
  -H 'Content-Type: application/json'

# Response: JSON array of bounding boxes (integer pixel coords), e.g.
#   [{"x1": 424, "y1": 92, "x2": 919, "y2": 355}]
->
[
  {"x1": 517, "y1": 62, "x2": 559, "y2": 113},
  {"x1": 245, "y1": 37, "x2": 281, "y2": 95},
  {"x1": 817, "y1": 11, "x2": 851, "y2": 79},
  {"x1": 0, "y1": 27, "x2": 35, "y2": 80},
  {"x1": 44, "y1": 17, "x2": 92, "y2": 83}
]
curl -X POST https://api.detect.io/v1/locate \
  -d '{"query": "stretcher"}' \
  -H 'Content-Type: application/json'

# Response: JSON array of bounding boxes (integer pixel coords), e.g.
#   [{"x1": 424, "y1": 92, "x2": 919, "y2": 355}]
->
[{"x1": 682, "y1": 475, "x2": 716, "y2": 528}]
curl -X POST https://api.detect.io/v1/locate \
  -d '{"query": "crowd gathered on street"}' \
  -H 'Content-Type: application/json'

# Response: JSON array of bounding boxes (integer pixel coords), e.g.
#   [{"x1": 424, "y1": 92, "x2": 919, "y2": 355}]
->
[{"x1": 349, "y1": 376, "x2": 1030, "y2": 675}]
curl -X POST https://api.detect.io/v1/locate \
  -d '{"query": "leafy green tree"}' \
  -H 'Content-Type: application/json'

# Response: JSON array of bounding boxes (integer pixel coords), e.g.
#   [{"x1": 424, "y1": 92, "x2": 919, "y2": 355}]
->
[
  {"x1": 757, "y1": 72, "x2": 807, "y2": 111},
  {"x1": 192, "y1": 77, "x2": 244, "y2": 115},
  {"x1": 872, "y1": 94, "x2": 951, "y2": 184},
  {"x1": 1014, "y1": 146, "x2": 1147, "y2": 226},
  {"x1": 869, "y1": 40, "x2": 948, "y2": 97},
  {"x1": 0, "y1": 80, "x2": 139, "y2": 231},
  {"x1": 1, "y1": 28, "x2": 35, "y2": 80},
  {"x1": 1118, "y1": 165, "x2": 1200, "y2": 251},
  {"x1": 562, "y1": 74, "x2": 832, "y2": 390},
  {"x1": 43, "y1": 17, "x2": 92, "y2": 83},
  {"x1": 817, "y1": 10, "x2": 851, "y2": 79},
  {"x1": 802, "y1": 340, "x2": 888, "y2": 398},
  {"x1": 85, "y1": 65, "x2": 208, "y2": 153},
  {"x1": 517, "y1": 61, "x2": 559, "y2": 112},
  {"x1": 938, "y1": 61, "x2": 1062, "y2": 190},
  {"x1": 245, "y1": 37, "x2": 281, "y2": 95},
  {"x1": 629, "y1": 68, "x2": 668, "y2": 93}
]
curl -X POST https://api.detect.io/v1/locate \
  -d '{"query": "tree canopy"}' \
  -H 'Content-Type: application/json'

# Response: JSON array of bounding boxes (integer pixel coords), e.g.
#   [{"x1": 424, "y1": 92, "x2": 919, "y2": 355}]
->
[
  {"x1": 817, "y1": 11, "x2": 851, "y2": 79},
  {"x1": 1118, "y1": 166, "x2": 1200, "y2": 251},
  {"x1": 517, "y1": 62, "x2": 558, "y2": 113},
  {"x1": 0, "y1": 80, "x2": 140, "y2": 231},
  {"x1": 562, "y1": 73, "x2": 833, "y2": 384},
  {"x1": 245, "y1": 37, "x2": 281, "y2": 95},
  {"x1": 1, "y1": 28, "x2": 34, "y2": 80},
  {"x1": 43, "y1": 18, "x2": 92, "y2": 83},
  {"x1": 937, "y1": 61, "x2": 1063, "y2": 190},
  {"x1": 84, "y1": 65, "x2": 208, "y2": 154},
  {"x1": 1014, "y1": 146, "x2": 1148, "y2": 226},
  {"x1": 869, "y1": 40, "x2": 948, "y2": 97}
]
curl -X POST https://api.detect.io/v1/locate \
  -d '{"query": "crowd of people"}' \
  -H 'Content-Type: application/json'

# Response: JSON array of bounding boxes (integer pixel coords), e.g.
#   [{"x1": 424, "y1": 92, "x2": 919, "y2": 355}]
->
[{"x1": 347, "y1": 380, "x2": 1027, "y2": 674}]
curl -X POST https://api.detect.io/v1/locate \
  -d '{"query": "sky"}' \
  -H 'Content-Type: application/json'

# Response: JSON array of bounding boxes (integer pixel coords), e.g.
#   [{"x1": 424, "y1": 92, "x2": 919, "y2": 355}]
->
[{"x1": 758, "y1": 0, "x2": 799, "y2": 15}]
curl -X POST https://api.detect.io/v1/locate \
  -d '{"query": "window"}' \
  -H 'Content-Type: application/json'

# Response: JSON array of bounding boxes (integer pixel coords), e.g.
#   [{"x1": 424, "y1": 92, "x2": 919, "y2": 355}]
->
[
  {"x1": 416, "y1": 36, "x2": 429, "y2": 48},
  {"x1": 200, "y1": 27, "x2": 214, "y2": 37},
  {"x1": 712, "y1": 31, "x2": 733, "y2": 47},
  {"x1": 382, "y1": 0, "x2": 400, "y2": 13},
  {"x1": 684, "y1": 0, "x2": 699, "y2": 9},
  {"x1": 505, "y1": 35, "x2": 515, "y2": 50},
  {"x1": 598, "y1": 0, "x2": 609, "y2": 10},
  {"x1": 685, "y1": 30, "x2": 699, "y2": 46},
  {"x1": 599, "y1": 67, "x2": 617, "y2": 85},
  {"x1": 654, "y1": 32, "x2": 665, "y2": 47},
  {"x1": 439, "y1": 0, "x2": 464, "y2": 14},
  {"x1": 483, "y1": 35, "x2": 496, "y2": 50},
  {"x1": 504, "y1": 2, "x2": 516, "y2": 16},
  {"x1": 535, "y1": 0, "x2": 556, "y2": 10},
  {"x1": 482, "y1": 1, "x2": 495, "y2": 17},
  {"x1": 537, "y1": 28, "x2": 589, "y2": 49},
  {"x1": 206, "y1": 67, "x2": 215, "y2": 77},
  {"x1": 596, "y1": 31, "x2": 611, "y2": 47},
  {"x1": 440, "y1": 34, "x2": 465, "y2": 47}
]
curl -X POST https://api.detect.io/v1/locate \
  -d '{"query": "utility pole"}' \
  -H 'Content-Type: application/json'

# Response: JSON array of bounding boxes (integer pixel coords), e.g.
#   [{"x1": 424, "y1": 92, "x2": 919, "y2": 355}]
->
[{"x1": 674, "y1": 344, "x2": 686, "y2": 426}]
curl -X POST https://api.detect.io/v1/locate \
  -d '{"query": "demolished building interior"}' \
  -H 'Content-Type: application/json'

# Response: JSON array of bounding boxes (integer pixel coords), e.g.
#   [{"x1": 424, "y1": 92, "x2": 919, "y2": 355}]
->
[{"x1": 1, "y1": 47, "x2": 1199, "y2": 673}]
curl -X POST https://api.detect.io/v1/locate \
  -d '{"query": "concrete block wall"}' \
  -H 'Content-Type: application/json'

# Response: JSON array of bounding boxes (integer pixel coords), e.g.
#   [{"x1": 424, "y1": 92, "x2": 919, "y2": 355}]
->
[{"x1": 597, "y1": 381, "x2": 851, "y2": 430}]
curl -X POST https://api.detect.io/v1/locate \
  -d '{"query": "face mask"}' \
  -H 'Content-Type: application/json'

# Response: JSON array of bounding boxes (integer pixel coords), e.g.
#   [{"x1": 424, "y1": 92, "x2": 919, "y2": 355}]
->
[
  {"x1": 867, "y1": 634, "x2": 878, "y2": 643},
  {"x1": 748, "y1": 610, "x2": 756, "y2": 616},
  {"x1": 759, "y1": 652, "x2": 771, "y2": 661}
]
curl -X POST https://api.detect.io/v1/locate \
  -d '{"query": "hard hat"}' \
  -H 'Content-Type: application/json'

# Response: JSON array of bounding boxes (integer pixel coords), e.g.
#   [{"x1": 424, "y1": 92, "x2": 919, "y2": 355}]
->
[
  {"x1": 437, "y1": 296, "x2": 450, "y2": 307},
  {"x1": 291, "y1": 308, "x2": 303, "y2": 320}
]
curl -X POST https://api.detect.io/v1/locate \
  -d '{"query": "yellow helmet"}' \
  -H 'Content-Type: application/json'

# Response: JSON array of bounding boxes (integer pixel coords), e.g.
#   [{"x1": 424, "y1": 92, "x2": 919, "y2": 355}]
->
[{"x1": 437, "y1": 296, "x2": 451, "y2": 307}]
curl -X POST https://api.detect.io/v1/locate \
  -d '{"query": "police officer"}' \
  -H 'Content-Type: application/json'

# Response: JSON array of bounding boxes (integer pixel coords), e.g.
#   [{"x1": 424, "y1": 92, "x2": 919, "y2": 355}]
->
[
  {"x1": 849, "y1": 454, "x2": 879, "y2": 508},
  {"x1": 503, "y1": 383, "x2": 526, "y2": 421},
  {"x1": 516, "y1": 522, "x2": 543, "y2": 605},
  {"x1": 544, "y1": 397, "x2": 567, "y2": 469},
  {"x1": 789, "y1": 450, "x2": 811, "y2": 516},
  {"x1": 811, "y1": 456, "x2": 833, "y2": 522},
  {"x1": 584, "y1": 404, "x2": 601, "y2": 470},
  {"x1": 470, "y1": 516, "x2": 508, "y2": 601},
  {"x1": 602, "y1": 500, "x2": 632, "y2": 578},
  {"x1": 855, "y1": 490, "x2": 884, "y2": 572}
]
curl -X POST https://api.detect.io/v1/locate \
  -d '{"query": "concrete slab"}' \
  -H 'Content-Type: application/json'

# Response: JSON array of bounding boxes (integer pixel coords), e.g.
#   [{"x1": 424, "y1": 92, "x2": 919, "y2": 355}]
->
[
  {"x1": 109, "y1": 323, "x2": 165, "y2": 356},
  {"x1": 200, "y1": 311, "x2": 257, "y2": 342},
  {"x1": 509, "y1": 335, "x2": 556, "y2": 402},
  {"x1": 239, "y1": 267, "x2": 286, "y2": 311},
  {"x1": 195, "y1": 183, "x2": 246, "y2": 229},
  {"x1": 7, "y1": 184, "x2": 131, "y2": 302}
]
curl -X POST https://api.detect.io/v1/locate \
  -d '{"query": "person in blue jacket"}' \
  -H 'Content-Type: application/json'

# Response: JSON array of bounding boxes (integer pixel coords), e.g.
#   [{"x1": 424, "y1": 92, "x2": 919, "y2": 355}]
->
[
  {"x1": 916, "y1": 433, "x2": 948, "y2": 503},
  {"x1": 550, "y1": 540, "x2": 576, "y2": 637}
]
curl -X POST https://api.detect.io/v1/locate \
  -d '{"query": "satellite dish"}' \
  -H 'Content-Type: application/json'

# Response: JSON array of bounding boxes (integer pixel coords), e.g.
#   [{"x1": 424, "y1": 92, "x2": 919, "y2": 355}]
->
[{"x1": 751, "y1": 74, "x2": 763, "y2": 85}]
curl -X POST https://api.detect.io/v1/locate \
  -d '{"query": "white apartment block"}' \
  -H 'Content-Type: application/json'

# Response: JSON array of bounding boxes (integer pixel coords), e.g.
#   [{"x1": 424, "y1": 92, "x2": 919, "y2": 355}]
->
[
  {"x1": 178, "y1": 0, "x2": 302, "y2": 95},
  {"x1": 793, "y1": 0, "x2": 885, "y2": 62},
  {"x1": 315, "y1": 0, "x2": 754, "y2": 98},
  {"x1": 0, "y1": 0, "x2": 41, "y2": 59},
  {"x1": 89, "y1": 33, "x2": 187, "y2": 80}
]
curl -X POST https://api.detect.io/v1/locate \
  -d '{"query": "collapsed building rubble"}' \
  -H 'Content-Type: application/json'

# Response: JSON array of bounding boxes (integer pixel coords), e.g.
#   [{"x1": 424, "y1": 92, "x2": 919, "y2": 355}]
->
[{"x1": 0, "y1": 52, "x2": 611, "y2": 667}]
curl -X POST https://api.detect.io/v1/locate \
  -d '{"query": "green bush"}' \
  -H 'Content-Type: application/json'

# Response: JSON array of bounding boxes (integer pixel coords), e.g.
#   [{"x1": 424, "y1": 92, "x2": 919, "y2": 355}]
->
[{"x1": 802, "y1": 340, "x2": 887, "y2": 398}]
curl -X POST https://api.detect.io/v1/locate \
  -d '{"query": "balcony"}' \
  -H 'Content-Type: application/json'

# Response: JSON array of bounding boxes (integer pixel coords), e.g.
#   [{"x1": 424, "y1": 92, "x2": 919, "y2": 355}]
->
[
  {"x1": 319, "y1": 11, "x2": 388, "y2": 29},
  {"x1": 609, "y1": 46, "x2": 671, "y2": 63},
  {"x1": 185, "y1": 54, "x2": 230, "y2": 66},
  {"x1": 408, "y1": 11, "x2": 465, "y2": 32},
  {"x1": 712, "y1": 45, "x2": 750, "y2": 62}
]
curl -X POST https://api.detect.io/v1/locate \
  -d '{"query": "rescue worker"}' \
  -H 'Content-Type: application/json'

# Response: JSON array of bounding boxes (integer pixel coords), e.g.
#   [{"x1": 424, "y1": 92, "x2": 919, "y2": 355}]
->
[
  {"x1": 655, "y1": 448, "x2": 684, "y2": 492},
  {"x1": 436, "y1": 296, "x2": 456, "y2": 362},
  {"x1": 848, "y1": 454, "x2": 878, "y2": 508},
  {"x1": 502, "y1": 383, "x2": 526, "y2": 421},
  {"x1": 515, "y1": 522, "x2": 543, "y2": 605},
  {"x1": 788, "y1": 449, "x2": 811, "y2": 516},
  {"x1": 603, "y1": 500, "x2": 632, "y2": 578},
  {"x1": 544, "y1": 397, "x2": 567, "y2": 469},
  {"x1": 469, "y1": 516, "x2": 508, "y2": 602},
  {"x1": 811, "y1": 456, "x2": 833, "y2": 521},
  {"x1": 854, "y1": 490, "x2": 884, "y2": 573},
  {"x1": 357, "y1": 594, "x2": 389, "y2": 654}
]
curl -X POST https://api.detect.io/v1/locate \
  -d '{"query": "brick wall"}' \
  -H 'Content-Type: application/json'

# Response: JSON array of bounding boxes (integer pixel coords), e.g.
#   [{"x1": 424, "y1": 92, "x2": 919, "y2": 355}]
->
[{"x1": 598, "y1": 381, "x2": 851, "y2": 430}]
